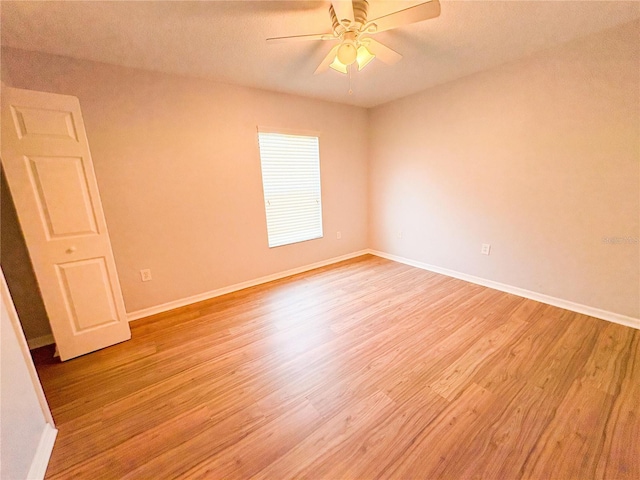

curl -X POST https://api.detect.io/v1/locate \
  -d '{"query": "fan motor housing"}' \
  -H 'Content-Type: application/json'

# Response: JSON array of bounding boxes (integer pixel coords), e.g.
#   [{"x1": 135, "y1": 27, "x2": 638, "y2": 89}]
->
[{"x1": 330, "y1": 0, "x2": 369, "y2": 35}]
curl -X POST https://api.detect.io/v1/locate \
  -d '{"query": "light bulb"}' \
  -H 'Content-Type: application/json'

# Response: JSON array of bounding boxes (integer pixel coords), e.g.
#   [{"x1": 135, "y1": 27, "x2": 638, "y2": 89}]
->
[
  {"x1": 337, "y1": 41, "x2": 357, "y2": 65},
  {"x1": 356, "y1": 45, "x2": 375, "y2": 71},
  {"x1": 329, "y1": 57, "x2": 348, "y2": 74}
]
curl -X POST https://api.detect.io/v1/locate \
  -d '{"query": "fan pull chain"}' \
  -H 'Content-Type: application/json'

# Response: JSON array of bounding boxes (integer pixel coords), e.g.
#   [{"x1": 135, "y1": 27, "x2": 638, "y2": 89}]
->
[{"x1": 348, "y1": 64, "x2": 353, "y2": 95}]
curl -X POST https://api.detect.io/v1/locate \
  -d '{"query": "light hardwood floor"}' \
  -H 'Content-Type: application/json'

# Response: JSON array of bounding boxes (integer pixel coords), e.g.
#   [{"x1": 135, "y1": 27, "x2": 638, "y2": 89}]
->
[{"x1": 34, "y1": 254, "x2": 639, "y2": 479}]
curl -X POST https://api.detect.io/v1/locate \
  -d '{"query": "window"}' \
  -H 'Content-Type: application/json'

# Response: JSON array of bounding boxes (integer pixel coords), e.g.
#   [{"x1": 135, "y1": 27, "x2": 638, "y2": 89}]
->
[{"x1": 257, "y1": 130, "x2": 323, "y2": 248}]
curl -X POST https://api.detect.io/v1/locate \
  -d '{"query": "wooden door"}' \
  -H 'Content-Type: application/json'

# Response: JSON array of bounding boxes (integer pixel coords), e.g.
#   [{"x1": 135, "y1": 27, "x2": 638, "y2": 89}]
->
[{"x1": 1, "y1": 86, "x2": 130, "y2": 360}]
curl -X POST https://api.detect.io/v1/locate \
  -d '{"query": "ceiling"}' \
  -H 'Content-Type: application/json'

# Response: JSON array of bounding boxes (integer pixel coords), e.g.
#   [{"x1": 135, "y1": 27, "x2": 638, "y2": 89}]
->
[{"x1": 2, "y1": 1, "x2": 639, "y2": 108}]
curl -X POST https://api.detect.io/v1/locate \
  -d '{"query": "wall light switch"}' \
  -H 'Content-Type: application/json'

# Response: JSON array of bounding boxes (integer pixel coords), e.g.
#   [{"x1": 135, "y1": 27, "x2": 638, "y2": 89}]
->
[
  {"x1": 481, "y1": 244, "x2": 491, "y2": 255},
  {"x1": 397, "y1": 231, "x2": 403, "y2": 239},
  {"x1": 337, "y1": 231, "x2": 342, "y2": 239},
  {"x1": 140, "y1": 269, "x2": 152, "y2": 282}
]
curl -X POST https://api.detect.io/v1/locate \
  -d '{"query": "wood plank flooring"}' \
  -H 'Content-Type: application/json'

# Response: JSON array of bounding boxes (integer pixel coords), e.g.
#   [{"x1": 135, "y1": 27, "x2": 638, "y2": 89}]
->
[{"x1": 33, "y1": 254, "x2": 640, "y2": 479}]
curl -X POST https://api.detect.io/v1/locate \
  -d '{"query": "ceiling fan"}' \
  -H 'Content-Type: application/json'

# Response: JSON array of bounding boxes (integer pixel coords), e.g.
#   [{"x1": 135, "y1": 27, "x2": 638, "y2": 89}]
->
[{"x1": 267, "y1": 0, "x2": 441, "y2": 74}]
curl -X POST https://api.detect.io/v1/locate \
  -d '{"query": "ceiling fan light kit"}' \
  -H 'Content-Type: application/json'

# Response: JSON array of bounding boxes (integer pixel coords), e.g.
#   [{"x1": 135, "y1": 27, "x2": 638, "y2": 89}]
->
[
  {"x1": 336, "y1": 35, "x2": 358, "y2": 65},
  {"x1": 267, "y1": 0, "x2": 441, "y2": 76},
  {"x1": 328, "y1": 44, "x2": 374, "y2": 73}
]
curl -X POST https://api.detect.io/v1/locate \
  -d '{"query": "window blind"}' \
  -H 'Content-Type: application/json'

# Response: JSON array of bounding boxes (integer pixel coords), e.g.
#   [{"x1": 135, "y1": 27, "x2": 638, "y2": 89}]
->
[{"x1": 257, "y1": 131, "x2": 323, "y2": 248}]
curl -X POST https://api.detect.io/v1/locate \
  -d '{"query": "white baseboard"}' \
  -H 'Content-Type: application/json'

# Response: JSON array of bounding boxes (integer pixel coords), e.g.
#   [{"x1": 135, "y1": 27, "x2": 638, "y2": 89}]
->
[
  {"x1": 27, "y1": 334, "x2": 55, "y2": 351},
  {"x1": 368, "y1": 249, "x2": 640, "y2": 331},
  {"x1": 127, "y1": 250, "x2": 371, "y2": 321},
  {"x1": 26, "y1": 423, "x2": 57, "y2": 480},
  {"x1": 127, "y1": 247, "x2": 639, "y2": 330}
]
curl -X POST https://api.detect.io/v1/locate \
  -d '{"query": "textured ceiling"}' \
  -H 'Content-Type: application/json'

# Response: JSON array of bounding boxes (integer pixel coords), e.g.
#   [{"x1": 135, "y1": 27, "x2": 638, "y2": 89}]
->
[{"x1": 2, "y1": 1, "x2": 639, "y2": 107}]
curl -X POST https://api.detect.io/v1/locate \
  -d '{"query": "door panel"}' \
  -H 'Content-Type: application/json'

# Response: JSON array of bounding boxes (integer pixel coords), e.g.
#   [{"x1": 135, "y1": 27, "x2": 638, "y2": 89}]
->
[
  {"x1": 26, "y1": 156, "x2": 99, "y2": 238},
  {"x1": 1, "y1": 86, "x2": 130, "y2": 360},
  {"x1": 57, "y1": 258, "x2": 119, "y2": 332},
  {"x1": 11, "y1": 105, "x2": 79, "y2": 141}
]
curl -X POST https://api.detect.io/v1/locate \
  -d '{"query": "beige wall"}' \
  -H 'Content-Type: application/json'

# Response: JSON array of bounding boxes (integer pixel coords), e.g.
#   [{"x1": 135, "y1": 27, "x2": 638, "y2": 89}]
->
[
  {"x1": 369, "y1": 20, "x2": 640, "y2": 318},
  {"x1": 1, "y1": 269, "x2": 50, "y2": 479},
  {"x1": 2, "y1": 47, "x2": 369, "y2": 316},
  {"x1": 2, "y1": 19, "x2": 638, "y2": 341}
]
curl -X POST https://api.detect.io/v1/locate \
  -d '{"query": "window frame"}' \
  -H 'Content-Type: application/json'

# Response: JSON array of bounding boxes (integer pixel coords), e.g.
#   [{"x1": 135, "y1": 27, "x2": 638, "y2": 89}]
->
[{"x1": 256, "y1": 126, "x2": 325, "y2": 249}]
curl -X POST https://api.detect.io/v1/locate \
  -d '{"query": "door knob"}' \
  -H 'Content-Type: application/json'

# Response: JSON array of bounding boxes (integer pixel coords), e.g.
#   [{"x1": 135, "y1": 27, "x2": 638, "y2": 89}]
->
[{"x1": 66, "y1": 246, "x2": 77, "y2": 254}]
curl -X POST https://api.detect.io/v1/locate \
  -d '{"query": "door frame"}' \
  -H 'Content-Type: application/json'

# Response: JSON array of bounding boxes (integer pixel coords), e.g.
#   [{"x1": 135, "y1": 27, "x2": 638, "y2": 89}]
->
[{"x1": 1, "y1": 266, "x2": 58, "y2": 478}]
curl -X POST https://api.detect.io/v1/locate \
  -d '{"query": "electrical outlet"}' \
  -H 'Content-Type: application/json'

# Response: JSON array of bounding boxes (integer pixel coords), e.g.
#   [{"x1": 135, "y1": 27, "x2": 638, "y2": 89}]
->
[
  {"x1": 397, "y1": 230, "x2": 403, "y2": 239},
  {"x1": 481, "y1": 244, "x2": 491, "y2": 255},
  {"x1": 337, "y1": 231, "x2": 342, "y2": 239},
  {"x1": 140, "y1": 269, "x2": 152, "y2": 282}
]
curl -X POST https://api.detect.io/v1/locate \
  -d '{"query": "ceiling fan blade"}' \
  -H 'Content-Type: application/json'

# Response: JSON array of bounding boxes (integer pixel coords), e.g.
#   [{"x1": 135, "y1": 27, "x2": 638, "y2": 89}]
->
[
  {"x1": 362, "y1": 38, "x2": 402, "y2": 65},
  {"x1": 366, "y1": 0, "x2": 441, "y2": 34},
  {"x1": 314, "y1": 45, "x2": 340, "y2": 74},
  {"x1": 267, "y1": 33, "x2": 335, "y2": 44},
  {"x1": 331, "y1": 0, "x2": 355, "y2": 25}
]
